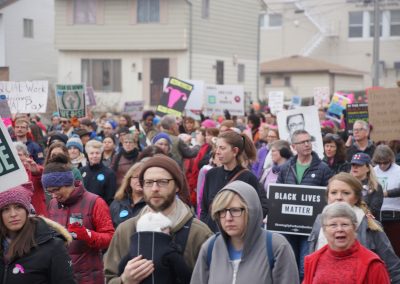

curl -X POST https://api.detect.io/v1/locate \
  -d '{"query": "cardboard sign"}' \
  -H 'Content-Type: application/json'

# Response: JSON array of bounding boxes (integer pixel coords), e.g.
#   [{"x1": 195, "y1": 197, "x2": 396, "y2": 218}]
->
[
  {"x1": 266, "y1": 184, "x2": 327, "y2": 236},
  {"x1": 0, "y1": 81, "x2": 48, "y2": 114},
  {"x1": 204, "y1": 85, "x2": 245, "y2": 116},
  {"x1": 313, "y1": 86, "x2": 330, "y2": 108},
  {"x1": 268, "y1": 91, "x2": 284, "y2": 115},
  {"x1": 156, "y1": 77, "x2": 193, "y2": 117},
  {"x1": 55, "y1": 84, "x2": 86, "y2": 118},
  {"x1": 0, "y1": 119, "x2": 29, "y2": 192},
  {"x1": 368, "y1": 88, "x2": 400, "y2": 142},
  {"x1": 0, "y1": 95, "x2": 11, "y2": 118},
  {"x1": 346, "y1": 103, "x2": 368, "y2": 135},
  {"x1": 277, "y1": 106, "x2": 324, "y2": 158},
  {"x1": 124, "y1": 101, "x2": 144, "y2": 122}
]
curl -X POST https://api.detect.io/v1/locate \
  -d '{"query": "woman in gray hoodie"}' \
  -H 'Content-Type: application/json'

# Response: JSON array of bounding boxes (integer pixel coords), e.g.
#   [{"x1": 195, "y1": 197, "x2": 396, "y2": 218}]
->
[{"x1": 191, "y1": 180, "x2": 299, "y2": 284}]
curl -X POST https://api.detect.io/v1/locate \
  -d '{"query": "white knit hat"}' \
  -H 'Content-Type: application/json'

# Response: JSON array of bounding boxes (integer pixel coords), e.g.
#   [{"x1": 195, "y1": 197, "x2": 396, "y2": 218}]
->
[{"x1": 136, "y1": 212, "x2": 172, "y2": 232}]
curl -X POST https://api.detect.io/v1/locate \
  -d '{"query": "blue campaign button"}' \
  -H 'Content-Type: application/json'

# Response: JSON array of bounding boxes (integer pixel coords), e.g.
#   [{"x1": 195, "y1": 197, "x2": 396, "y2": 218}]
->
[
  {"x1": 97, "y1": 174, "x2": 105, "y2": 181},
  {"x1": 119, "y1": 210, "x2": 129, "y2": 218}
]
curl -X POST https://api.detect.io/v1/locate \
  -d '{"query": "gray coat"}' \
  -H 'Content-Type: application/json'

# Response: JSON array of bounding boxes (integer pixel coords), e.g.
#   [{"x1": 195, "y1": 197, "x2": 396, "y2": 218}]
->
[
  {"x1": 308, "y1": 214, "x2": 400, "y2": 283},
  {"x1": 191, "y1": 181, "x2": 299, "y2": 284}
]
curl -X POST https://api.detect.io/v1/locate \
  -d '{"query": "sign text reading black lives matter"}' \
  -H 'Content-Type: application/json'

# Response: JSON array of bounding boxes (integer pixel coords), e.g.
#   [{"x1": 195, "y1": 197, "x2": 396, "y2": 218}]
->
[{"x1": 267, "y1": 184, "x2": 327, "y2": 236}]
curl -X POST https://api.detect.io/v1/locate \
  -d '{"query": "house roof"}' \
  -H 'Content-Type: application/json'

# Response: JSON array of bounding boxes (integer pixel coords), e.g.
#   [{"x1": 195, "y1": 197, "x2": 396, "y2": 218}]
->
[
  {"x1": 260, "y1": 55, "x2": 365, "y2": 76},
  {"x1": 0, "y1": 0, "x2": 18, "y2": 9}
]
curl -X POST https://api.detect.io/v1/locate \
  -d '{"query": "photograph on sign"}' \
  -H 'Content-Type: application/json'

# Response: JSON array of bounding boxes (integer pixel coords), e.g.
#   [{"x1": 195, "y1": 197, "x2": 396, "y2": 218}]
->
[
  {"x1": 204, "y1": 85, "x2": 245, "y2": 117},
  {"x1": 156, "y1": 77, "x2": 193, "y2": 117},
  {"x1": 266, "y1": 184, "x2": 327, "y2": 236},
  {"x1": 0, "y1": 81, "x2": 48, "y2": 114},
  {"x1": 0, "y1": 119, "x2": 29, "y2": 191},
  {"x1": 346, "y1": 103, "x2": 368, "y2": 135},
  {"x1": 277, "y1": 106, "x2": 324, "y2": 158},
  {"x1": 55, "y1": 84, "x2": 86, "y2": 119}
]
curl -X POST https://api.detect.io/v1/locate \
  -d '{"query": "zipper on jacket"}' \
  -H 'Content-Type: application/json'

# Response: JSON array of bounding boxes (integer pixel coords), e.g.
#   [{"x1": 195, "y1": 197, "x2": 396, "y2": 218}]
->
[{"x1": 2, "y1": 263, "x2": 8, "y2": 284}]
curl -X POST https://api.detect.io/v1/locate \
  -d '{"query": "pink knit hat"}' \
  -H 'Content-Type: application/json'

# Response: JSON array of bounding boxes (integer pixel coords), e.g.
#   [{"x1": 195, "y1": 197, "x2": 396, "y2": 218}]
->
[
  {"x1": 201, "y1": 119, "x2": 217, "y2": 128},
  {"x1": 0, "y1": 183, "x2": 33, "y2": 212}
]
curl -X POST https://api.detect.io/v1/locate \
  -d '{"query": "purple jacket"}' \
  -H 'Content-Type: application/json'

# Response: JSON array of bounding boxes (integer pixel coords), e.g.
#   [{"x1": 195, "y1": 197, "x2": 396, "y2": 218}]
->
[{"x1": 252, "y1": 145, "x2": 269, "y2": 179}]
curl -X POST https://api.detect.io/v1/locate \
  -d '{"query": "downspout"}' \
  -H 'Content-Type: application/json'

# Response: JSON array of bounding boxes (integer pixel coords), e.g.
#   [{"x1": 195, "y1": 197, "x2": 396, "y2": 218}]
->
[{"x1": 185, "y1": 0, "x2": 193, "y2": 79}]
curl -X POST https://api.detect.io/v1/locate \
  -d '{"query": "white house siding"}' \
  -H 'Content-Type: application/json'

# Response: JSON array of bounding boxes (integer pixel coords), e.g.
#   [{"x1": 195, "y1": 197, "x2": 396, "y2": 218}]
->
[
  {"x1": 1, "y1": 0, "x2": 57, "y2": 82},
  {"x1": 0, "y1": 13, "x2": 5, "y2": 66},
  {"x1": 55, "y1": 0, "x2": 188, "y2": 51},
  {"x1": 333, "y1": 74, "x2": 365, "y2": 92},
  {"x1": 58, "y1": 50, "x2": 188, "y2": 112}
]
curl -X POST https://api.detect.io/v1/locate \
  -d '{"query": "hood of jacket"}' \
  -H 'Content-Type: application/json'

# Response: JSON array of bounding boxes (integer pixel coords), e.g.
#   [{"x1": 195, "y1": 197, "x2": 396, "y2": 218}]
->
[
  {"x1": 217, "y1": 180, "x2": 263, "y2": 259},
  {"x1": 35, "y1": 216, "x2": 73, "y2": 245}
]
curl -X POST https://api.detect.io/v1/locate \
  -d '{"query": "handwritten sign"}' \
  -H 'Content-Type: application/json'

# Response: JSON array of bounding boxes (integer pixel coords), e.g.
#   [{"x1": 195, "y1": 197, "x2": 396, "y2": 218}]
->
[
  {"x1": 268, "y1": 91, "x2": 284, "y2": 114},
  {"x1": 346, "y1": 103, "x2": 368, "y2": 135},
  {"x1": 267, "y1": 184, "x2": 327, "y2": 236},
  {"x1": 368, "y1": 88, "x2": 400, "y2": 142},
  {"x1": 124, "y1": 101, "x2": 144, "y2": 122},
  {"x1": 55, "y1": 84, "x2": 86, "y2": 118},
  {"x1": 0, "y1": 81, "x2": 48, "y2": 114},
  {"x1": 313, "y1": 86, "x2": 330, "y2": 108},
  {"x1": 0, "y1": 119, "x2": 29, "y2": 192}
]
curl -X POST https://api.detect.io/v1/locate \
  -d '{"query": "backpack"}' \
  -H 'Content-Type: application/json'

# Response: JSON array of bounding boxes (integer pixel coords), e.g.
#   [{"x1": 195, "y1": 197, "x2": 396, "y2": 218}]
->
[
  {"x1": 172, "y1": 217, "x2": 193, "y2": 252},
  {"x1": 206, "y1": 230, "x2": 275, "y2": 271}
]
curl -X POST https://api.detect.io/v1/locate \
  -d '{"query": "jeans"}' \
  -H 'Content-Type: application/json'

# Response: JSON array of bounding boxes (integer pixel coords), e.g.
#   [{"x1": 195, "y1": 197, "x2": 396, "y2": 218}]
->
[{"x1": 284, "y1": 234, "x2": 309, "y2": 281}]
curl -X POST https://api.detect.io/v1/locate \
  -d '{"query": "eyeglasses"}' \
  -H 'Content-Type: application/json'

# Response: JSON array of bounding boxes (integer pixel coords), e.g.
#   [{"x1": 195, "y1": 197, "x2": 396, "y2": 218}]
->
[
  {"x1": 324, "y1": 222, "x2": 352, "y2": 230},
  {"x1": 218, "y1": 207, "x2": 245, "y2": 218},
  {"x1": 61, "y1": 120, "x2": 69, "y2": 124},
  {"x1": 293, "y1": 139, "x2": 312, "y2": 146},
  {"x1": 375, "y1": 161, "x2": 390, "y2": 165},
  {"x1": 46, "y1": 187, "x2": 62, "y2": 194},
  {"x1": 141, "y1": 179, "x2": 174, "y2": 188},
  {"x1": 353, "y1": 128, "x2": 367, "y2": 132}
]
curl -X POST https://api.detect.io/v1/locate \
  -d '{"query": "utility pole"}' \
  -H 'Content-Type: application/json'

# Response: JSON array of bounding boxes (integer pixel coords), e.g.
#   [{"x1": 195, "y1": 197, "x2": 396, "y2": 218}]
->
[{"x1": 372, "y1": 0, "x2": 380, "y2": 86}]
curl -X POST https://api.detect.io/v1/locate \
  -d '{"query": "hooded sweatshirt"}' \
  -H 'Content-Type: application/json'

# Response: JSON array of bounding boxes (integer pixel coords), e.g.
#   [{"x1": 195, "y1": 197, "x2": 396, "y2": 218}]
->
[{"x1": 191, "y1": 180, "x2": 299, "y2": 284}]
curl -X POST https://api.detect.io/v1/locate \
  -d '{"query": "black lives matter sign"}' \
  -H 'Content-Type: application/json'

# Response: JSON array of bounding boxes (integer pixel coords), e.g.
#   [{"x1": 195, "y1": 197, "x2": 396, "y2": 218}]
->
[{"x1": 266, "y1": 184, "x2": 327, "y2": 236}]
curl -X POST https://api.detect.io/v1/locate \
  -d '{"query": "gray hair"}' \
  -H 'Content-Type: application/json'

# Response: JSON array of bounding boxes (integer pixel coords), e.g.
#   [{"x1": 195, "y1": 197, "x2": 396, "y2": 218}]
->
[
  {"x1": 353, "y1": 120, "x2": 369, "y2": 131},
  {"x1": 13, "y1": 141, "x2": 29, "y2": 156},
  {"x1": 290, "y1": 129, "x2": 310, "y2": 144},
  {"x1": 372, "y1": 145, "x2": 395, "y2": 164},
  {"x1": 85, "y1": 139, "x2": 104, "y2": 153},
  {"x1": 160, "y1": 115, "x2": 176, "y2": 130},
  {"x1": 321, "y1": 202, "x2": 357, "y2": 227}
]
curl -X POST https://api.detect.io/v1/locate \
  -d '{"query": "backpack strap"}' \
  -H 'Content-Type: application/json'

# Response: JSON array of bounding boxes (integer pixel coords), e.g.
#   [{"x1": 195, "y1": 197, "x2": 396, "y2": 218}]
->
[
  {"x1": 206, "y1": 233, "x2": 220, "y2": 268},
  {"x1": 173, "y1": 217, "x2": 193, "y2": 252},
  {"x1": 266, "y1": 231, "x2": 275, "y2": 271},
  {"x1": 228, "y1": 168, "x2": 249, "y2": 184}
]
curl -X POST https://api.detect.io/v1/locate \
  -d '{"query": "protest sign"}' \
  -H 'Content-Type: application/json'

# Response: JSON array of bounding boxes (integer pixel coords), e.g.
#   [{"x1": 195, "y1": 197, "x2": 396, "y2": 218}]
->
[
  {"x1": 85, "y1": 86, "x2": 96, "y2": 106},
  {"x1": 266, "y1": 184, "x2": 327, "y2": 236},
  {"x1": 0, "y1": 119, "x2": 29, "y2": 192},
  {"x1": 156, "y1": 77, "x2": 193, "y2": 117},
  {"x1": 204, "y1": 85, "x2": 245, "y2": 117},
  {"x1": 368, "y1": 88, "x2": 400, "y2": 142},
  {"x1": 291, "y1": 96, "x2": 302, "y2": 108},
  {"x1": 0, "y1": 95, "x2": 11, "y2": 118},
  {"x1": 326, "y1": 92, "x2": 351, "y2": 123},
  {"x1": 268, "y1": 91, "x2": 284, "y2": 115},
  {"x1": 313, "y1": 86, "x2": 330, "y2": 108},
  {"x1": 124, "y1": 101, "x2": 144, "y2": 122},
  {"x1": 346, "y1": 103, "x2": 368, "y2": 135},
  {"x1": 55, "y1": 84, "x2": 86, "y2": 118},
  {"x1": 0, "y1": 81, "x2": 48, "y2": 114},
  {"x1": 277, "y1": 106, "x2": 324, "y2": 158}
]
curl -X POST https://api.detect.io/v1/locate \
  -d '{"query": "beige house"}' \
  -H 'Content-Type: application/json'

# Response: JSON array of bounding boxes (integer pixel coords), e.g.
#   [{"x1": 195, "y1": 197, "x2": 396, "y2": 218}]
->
[
  {"x1": 55, "y1": 0, "x2": 260, "y2": 112},
  {"x1": 260, "y1": 55, "x2": 365, "y2": 101},
  {"x1": 260, "y1": 0, "x2": 400, "y2": 94}
]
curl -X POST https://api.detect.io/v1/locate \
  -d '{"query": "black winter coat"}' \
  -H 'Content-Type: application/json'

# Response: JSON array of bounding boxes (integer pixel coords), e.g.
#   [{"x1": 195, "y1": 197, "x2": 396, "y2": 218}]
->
[
  {"x1": 109, "y1": 197, "x2": 146, "y2": 228},
  {"x1": 277, "y1": 152, "x2": 333, "y2": 186},
  {"x1": 0, "y1": 218, "x2": 76, "y2": 284}
]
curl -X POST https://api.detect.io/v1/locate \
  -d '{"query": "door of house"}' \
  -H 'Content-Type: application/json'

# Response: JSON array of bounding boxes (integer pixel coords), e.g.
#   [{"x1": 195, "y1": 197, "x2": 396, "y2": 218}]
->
[{"x1": 150, "y1": 59, "x2": 169, "y2": 106}]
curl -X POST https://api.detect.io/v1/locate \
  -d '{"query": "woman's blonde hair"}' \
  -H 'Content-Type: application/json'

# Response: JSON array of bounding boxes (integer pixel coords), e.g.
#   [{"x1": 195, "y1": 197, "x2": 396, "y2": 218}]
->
[
  {"x1": 211, "y1": 190, "x2": 248, "y2": 238},
  {"x1": 114, "y1": 162, "x2": 144, "y2": 201},
  {"x1": 327, "y1": 173, "x2": 382, "y2": 232}
]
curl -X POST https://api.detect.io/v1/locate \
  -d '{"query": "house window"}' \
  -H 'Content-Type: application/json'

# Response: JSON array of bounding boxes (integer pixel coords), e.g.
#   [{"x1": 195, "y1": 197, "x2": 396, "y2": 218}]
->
[
  {"x1": 238, "y1": 64, "x2": 245, "y2": 83},
  {"x1": 216, "y1": 61, "x2": 224, "y2": 85},
  {"x1": 81, "y1": 59, "x2": 122, "y2": 92},
  {"x1": 348, "y1": 11, "x2": 363, "y2": 38},
  {"x1": 261, "y1": 14, "x2": 282, "y2": 28},
  {"x1": 23, "y1": 19, "x2": 33, "y2": 38},
  {"x1": 284, "y1": 76, "x2": 291, "y2": 87},
  {"x1": 137, "y1": 0, "x2": 160, "y2": 23},
  {"x1": 202, "y1": 0, "x2": 210, "y2": 19},
  {"x1": 391, "y1": 10, "x2": 400, "y2": 36},
  {"x1": 74, "y1": 0, "x2": 96, "y2": 24}
]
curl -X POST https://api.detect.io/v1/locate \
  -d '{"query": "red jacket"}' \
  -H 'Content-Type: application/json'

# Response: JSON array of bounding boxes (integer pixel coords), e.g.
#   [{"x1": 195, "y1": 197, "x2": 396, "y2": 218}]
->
[
  {"x1": 25, "y1": 165, "x2": 48, "y2": 217},
  {"x1": 303, "y1": 241, "x2": 390, "y2": 284}
]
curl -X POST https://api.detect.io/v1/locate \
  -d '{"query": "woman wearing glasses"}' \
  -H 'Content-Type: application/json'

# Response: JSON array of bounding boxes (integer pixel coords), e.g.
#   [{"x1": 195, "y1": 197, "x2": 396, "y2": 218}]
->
[
  {"x1": 191, "y1": 180, "x2": 298, "y2": 284},
  {"x1": 322, "y1": 133, "x2": 351, "y2": 174},
  {"x1": 373, "y1": 145, "x2": 400, "y2": 257},
  {"x1": 308, "y1": 173, "x2": 400, "y2": 282},
  {"x1": 304, "y1": 202, "x2": 390, "y2": 284}
]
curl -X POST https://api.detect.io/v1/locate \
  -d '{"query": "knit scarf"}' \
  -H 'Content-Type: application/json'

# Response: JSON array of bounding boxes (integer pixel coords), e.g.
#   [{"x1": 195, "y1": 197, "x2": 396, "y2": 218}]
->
[
  {"x1": 316, "y1": 206, "x2": 365, "y2": 250},
  {"x1": 112, "y1": 148, "x2": 138, "y2": 172}
]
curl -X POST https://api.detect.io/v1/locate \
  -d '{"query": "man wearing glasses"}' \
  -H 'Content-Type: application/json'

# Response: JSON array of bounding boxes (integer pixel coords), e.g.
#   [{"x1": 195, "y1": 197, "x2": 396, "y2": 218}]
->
[
  {"x1": 104, "y1": 154, "x2": 212, "y2": 284},
  {"x1": 60, "y1": 118, "x2": 74, "y2": 137},
  {"x1": 276, "y1": 129, "x2": 333, "y2": 281},
  {"x1": 346, "y1": 120, "x2": 376, "y2": 162}
]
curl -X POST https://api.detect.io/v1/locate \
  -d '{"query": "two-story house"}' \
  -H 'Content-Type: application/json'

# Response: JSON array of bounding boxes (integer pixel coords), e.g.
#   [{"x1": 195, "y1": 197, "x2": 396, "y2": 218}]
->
[
  {"x1": 260, "y1": 0, "x2": 400, "y2": 100},
  {"x1": 0, "y1": 0, "x2": 58, "y2": 82},
  {"x1": 55, "y1": 0, "x2": 261, "y2": 112}
]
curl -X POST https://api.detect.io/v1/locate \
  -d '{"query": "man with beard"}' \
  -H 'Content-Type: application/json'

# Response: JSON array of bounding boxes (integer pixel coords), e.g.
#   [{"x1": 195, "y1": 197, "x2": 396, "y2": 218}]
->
[{"x1": 104, "y1": 154, "x2": 212, "y2": 284}]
